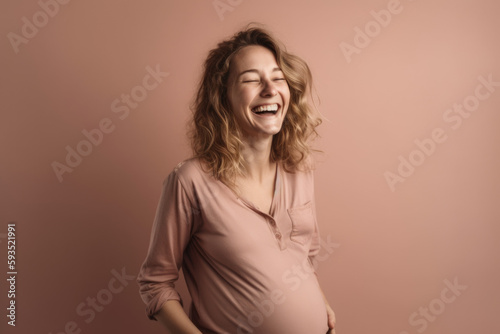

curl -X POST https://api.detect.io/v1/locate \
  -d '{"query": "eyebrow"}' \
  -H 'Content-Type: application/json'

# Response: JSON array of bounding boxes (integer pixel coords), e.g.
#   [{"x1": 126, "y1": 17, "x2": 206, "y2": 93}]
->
[{"x1": 237, "y1": 67, "x2": 283, "y2": 78}]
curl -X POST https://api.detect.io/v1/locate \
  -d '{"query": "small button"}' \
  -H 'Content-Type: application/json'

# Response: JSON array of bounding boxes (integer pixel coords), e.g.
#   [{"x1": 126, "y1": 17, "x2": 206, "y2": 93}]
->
[
  {"x1": 269, "y1": 219, "x2": 276, "y2": 226},
  {"x1": 275, "y1": 232, "x2": 282, "y2": 239}
]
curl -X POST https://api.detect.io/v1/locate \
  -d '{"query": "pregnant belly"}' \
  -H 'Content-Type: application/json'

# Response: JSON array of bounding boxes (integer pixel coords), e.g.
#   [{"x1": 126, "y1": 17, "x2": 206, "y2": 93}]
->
[{"x1": 236, "y1": 276, "x2": 329, "y2": 334}]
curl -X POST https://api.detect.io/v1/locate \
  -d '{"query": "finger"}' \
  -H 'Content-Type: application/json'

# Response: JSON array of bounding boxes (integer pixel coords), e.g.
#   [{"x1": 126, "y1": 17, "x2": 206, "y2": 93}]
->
[{"x1": 328, "y1": 314, "x2": 336, "y2": 329}]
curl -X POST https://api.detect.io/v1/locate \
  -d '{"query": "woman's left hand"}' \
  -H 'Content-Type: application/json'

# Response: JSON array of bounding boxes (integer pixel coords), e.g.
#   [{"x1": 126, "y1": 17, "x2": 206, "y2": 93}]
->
[{"x1": 326, "y1": 303, "x2": 336, "y2": 333}]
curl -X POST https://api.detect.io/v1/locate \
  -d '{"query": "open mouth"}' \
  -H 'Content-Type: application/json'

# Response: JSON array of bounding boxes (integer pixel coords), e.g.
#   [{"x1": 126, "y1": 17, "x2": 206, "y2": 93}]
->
[{"x1": 251, "y1": 103, "x2": 279, "y2": 115}]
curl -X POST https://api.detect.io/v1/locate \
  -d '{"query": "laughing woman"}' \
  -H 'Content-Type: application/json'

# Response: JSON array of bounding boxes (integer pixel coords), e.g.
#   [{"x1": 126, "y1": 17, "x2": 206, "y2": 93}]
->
[{"x1": 137, "y1": 26, "x2": 336, "y2": 334}]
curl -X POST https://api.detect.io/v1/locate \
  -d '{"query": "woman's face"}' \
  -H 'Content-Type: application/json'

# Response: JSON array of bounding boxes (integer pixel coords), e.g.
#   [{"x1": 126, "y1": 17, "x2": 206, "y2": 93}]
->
[{"x1": 227, "y1": 45, "x2": 290, "y2": 140}]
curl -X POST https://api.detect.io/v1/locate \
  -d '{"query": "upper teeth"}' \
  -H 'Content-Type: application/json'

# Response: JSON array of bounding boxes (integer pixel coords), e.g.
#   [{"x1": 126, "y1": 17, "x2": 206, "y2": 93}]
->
[{"x1": 253, "y1": 104, "x2": 279, "y2": 112}]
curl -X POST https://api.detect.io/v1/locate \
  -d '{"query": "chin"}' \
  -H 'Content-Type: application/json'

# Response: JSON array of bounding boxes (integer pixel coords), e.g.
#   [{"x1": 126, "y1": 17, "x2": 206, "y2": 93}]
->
[{"x1": 261, "y1": 126, "x2": 284, "y2": 136}]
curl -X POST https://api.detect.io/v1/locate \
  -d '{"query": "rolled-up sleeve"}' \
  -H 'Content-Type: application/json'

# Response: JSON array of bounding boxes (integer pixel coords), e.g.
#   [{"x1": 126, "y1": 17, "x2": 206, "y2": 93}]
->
[
  {"x1": 308, "y1": 171, "x2": 321, "y2": 264},
  {"x1": 308, "y1": 205, "x2": 321, "y2": 264},
  {"x1": 136, "y1": 171, "x2": 195, "y2": 320}
]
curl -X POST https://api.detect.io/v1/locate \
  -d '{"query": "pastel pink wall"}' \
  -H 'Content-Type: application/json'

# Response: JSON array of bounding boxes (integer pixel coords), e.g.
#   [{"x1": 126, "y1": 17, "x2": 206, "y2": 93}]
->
[{"x1": 1, "y1": 0, "x2": 499, "y2": 333}]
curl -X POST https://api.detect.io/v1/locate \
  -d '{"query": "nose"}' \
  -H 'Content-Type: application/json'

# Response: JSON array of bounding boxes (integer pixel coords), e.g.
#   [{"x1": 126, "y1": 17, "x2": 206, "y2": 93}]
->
[{"x1": 260, "y1": 79, "x2": 277, "y2": 97}]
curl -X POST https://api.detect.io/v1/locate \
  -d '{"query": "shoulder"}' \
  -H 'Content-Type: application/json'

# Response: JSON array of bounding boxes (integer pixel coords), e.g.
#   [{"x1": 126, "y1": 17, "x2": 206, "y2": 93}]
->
[
  {"x1": 167, "y1": 157, "x2": 213, "y2": 190},
  {"x1": 281, "y1": 155, "x2": 316, "y2": 179},
  {"x1": 172, "y1": 158, "x2": 203, "y2": 177},
  {"x1": 279, "y1": 155, "x2": 320, "y2": 197},
  {"x1": 280, "y1": 161, "x2": 315, "y2": 188}
]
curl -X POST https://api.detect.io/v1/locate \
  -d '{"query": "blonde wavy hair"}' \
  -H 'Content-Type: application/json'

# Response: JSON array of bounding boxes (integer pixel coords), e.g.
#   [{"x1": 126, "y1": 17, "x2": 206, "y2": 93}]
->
[{"x1": 189, "y1": 26, "x2": 321, "y2": 185}]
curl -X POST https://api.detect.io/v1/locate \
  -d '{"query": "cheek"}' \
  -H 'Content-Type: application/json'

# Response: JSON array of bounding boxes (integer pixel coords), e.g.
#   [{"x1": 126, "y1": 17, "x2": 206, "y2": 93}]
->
[
  {"x1": 282, "y1": 85, "x2": 291, "y2": 101},
  {"x1": 283, "y1": 89, "x2": 291, "y2": 109},
  {"x1": 238, "y1": 92, "x2": 255, "y2": 111}
]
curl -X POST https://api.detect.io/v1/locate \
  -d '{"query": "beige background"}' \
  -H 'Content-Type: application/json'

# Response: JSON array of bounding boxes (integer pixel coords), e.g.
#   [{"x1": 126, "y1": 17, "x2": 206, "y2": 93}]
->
[{"x1": 1, "y1": 0, "x2": 499, "y2": 333}]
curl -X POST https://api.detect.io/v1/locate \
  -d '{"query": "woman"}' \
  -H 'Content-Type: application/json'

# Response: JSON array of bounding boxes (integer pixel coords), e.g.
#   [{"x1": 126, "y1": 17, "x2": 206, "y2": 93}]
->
[{"x1": 137, "y1": 26, "x2": 336, "y2": 334}]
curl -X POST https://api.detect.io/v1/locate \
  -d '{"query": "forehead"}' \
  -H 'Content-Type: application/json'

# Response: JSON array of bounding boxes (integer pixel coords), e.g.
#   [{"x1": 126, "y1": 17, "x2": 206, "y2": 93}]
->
[{"x1": 230, "y1": 45, "x2": 279, "y2": 73}]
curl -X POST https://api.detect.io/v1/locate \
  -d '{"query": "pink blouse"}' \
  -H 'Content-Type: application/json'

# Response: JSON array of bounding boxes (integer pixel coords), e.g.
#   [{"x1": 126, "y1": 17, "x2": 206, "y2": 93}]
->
[{"x1": 137, "y1": 158, "x2": 329, "y2": 334}]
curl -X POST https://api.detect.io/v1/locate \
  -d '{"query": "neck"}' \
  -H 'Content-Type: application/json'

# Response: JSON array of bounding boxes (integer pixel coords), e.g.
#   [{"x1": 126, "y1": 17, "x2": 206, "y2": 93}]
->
[{"x1": 239, "y1": 135, "x2": 275, "y2": 183}]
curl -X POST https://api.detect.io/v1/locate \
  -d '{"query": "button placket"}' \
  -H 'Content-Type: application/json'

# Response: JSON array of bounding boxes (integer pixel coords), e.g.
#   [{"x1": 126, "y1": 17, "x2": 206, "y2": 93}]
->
[{"x1": 266, "y1": 217, "x2": 285, "y2": 249}]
